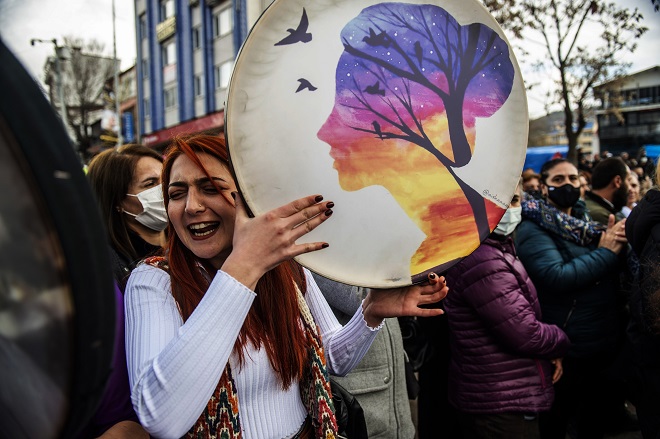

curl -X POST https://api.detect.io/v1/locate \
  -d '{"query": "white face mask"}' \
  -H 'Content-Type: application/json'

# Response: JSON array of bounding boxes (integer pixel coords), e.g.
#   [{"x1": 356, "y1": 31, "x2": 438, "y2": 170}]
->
[
  {"x1": 494, "y1": 206, "x2": 522, "y2": 236},
  {"x1": 124, "y1": 185, "x2": 168, "y2": 231}
]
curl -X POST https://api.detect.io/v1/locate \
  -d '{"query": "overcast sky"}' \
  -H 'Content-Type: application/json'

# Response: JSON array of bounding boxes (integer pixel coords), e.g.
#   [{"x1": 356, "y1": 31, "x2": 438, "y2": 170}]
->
[{"x1": 0, "y1": 0, "x2": 658, "y2": 118}]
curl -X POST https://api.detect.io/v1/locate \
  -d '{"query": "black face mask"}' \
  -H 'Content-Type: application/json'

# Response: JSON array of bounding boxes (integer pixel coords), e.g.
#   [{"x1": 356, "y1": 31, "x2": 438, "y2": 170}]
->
[
  {"x1": 547, "y1": 183, "x2": 581, "y2": 208},
  {"x1": 527, "y1": 189, "x2": 543, "y2": 200}
]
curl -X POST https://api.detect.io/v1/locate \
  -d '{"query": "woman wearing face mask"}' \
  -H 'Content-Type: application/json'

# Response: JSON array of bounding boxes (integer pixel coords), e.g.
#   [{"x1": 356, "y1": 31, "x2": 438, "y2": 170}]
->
[
  {"x1": 514, "y1": 158, "x2": 628, "y2": 439},
  {"x1": 80, "y1": 144, "x2": 166, "y2": 438},
  {"x1": 443, "y1": 183, "x2": 570, "y2": 439},
  {"x1": 87, "y1": 144, "x2": 168, "y2": 291}
]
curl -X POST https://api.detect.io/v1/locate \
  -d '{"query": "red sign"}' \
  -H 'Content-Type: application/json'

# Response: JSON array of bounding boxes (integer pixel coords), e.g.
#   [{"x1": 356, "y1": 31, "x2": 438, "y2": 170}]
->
[{"x1": 143, "y1": 110, "x2": 225, "y2": 147}]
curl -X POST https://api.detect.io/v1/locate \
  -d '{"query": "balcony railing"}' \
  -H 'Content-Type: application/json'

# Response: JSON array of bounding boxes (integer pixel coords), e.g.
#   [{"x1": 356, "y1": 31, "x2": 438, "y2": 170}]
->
[{"x1": 156, "y1": 16, "x2": 176, "y2": 42}]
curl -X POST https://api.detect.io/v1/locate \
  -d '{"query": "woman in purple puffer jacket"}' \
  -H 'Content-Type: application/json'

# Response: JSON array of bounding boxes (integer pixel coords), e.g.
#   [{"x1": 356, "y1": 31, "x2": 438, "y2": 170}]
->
[{"x1": 444, "y1": 184, "x2": 570, "y2": 439}]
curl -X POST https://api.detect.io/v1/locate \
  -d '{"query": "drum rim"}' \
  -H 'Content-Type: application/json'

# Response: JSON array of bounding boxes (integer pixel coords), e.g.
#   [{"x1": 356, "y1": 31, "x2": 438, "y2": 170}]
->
[{"x1": 0, "y1": 39, "x2": 116, "y2": 437}]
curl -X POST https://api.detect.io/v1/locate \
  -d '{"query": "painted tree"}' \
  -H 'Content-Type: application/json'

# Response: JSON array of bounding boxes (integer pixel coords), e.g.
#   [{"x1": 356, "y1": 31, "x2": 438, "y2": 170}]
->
[
  {"x1": 337, "y1": 3, "x2": 514, "y2": 239},
  {"x1": 486, "y1": 0, "x2": 647, "y2": 164}
]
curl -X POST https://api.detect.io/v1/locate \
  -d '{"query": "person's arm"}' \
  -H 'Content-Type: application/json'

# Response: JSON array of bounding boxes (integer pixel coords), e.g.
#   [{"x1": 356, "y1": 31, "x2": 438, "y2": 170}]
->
[
  {"x1": 515, "y1": 221, "x2": 619, "y2": 294},
  {"x1": 304, "y1": 271, "x2": 379, "y2": 376},
  {"x1": 459, "y1": 258, "x2": 570, "y2": 359},
  {"x1": 304, "y1": 270, "x2": 448, "y2": 376},
  {"x1": 124, "y1": 264, "x2": 255, "y2": 439},
  {"x1": 312, "y1": 273, "x2": 362, "y2": 316}
]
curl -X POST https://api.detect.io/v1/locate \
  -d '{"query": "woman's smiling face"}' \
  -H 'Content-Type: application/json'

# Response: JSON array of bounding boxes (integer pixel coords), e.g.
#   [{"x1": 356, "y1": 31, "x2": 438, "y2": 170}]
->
[{"x1": 167, "y1": 152, "x2": 237, "y2": 269}]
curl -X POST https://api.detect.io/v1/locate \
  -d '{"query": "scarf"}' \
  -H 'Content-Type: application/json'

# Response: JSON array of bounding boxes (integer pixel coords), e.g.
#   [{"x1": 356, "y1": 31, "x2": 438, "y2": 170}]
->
[
  {"x1": 143, "y1": 257, "x2": 338, "y2": 439},
  {"x1": 521, "y1": 193, "x2": 605, "y2": 246}
]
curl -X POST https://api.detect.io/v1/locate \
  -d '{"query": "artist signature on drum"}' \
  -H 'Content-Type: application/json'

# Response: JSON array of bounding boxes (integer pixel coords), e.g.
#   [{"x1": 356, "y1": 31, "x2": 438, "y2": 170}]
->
[{"x1": 482, "y1": 189, "x2": 509, "y2": 208}]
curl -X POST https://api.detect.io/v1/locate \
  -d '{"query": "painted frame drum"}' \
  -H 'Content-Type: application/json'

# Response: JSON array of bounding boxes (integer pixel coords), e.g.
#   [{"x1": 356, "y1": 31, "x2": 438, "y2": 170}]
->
[{"x1": 226, "y1": 0, "x2": 528, "y2": 287}]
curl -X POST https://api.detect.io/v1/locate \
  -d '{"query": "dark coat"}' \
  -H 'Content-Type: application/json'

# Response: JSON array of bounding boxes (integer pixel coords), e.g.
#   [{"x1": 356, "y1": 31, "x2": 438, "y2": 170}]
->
[
  {"x1": 515, "y1": 219, "x2": 622, "y2": 358},
  {"x1": 109, "y1": 231, "x2": 161, "y2": 293},
  {"x1": 625, "y1": 189, "x2": 660, "y2": 367},
  {"x1": 444, "y1": 235, "x2": 570, "y2": 414}
]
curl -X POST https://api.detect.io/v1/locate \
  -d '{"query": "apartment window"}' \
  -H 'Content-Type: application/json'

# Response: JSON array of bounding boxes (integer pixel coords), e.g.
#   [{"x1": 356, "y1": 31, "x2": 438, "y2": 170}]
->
[
  {"x1": 640, "y1": 110, "x2": 660, "y2": 124},
  {"x1": 139, "y1": 15, "x2": 147, "y2": 39},
  {"x1": 164, "y1": 87, "x2": 177, "y2": 108},
  {"x1": 213, "y1": 8, "x2": 233, "y2": 38},
  {"x1": 160, "y1": 0, "x2": 174, "y2": 20},
  {"x1": 125, "y1": 77, "x2": 136, "y2": 96},
  {"x1": 214, "y1": 59, "x2": 234, "y2": 90},
  {"x1": 143, "y1": 97, "x2": 150, "y2": 118},
  {"x1": 141, "y1": 59, "x2": 149, "y2": 79},
  {"x1": 162, "y1": 41, "x2": 176, "y2": 66},
  {"x1": 194, "y1": 74, "x2": 204, "y2": 97},
  {"x1": 192, "y1": 27, "x2": 201, "y2": 50}
]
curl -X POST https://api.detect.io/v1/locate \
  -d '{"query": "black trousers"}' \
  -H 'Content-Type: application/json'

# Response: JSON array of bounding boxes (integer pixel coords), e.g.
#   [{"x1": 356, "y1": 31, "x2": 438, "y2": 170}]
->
[
  {"x1": 630, "y1": 365, "x2": 660, "y2": 439},
  {"x1": 458, "y1": 412, "x2": 541, "y2": 439},
  {"x1": 539, "y1": 355, "x2": 614, "y2": 439}
]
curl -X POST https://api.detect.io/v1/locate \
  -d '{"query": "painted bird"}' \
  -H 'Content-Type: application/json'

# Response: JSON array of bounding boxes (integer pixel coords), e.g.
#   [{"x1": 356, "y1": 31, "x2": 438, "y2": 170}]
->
[
  {"x1": 372, "y1": 120, "x2": 383, "y2": 140},
  {"x1": 364, "y1": 81, "x2": 385, "y2": 96},
  {"x1": 274, "y1": 8, "x2": 312, "y2": 46},
  {"x1": 296, "y1": 78, "x2": 317, "y2": 92},
  {"x1": 362, "y1": 28, "x2": 390, "y2": 47}
]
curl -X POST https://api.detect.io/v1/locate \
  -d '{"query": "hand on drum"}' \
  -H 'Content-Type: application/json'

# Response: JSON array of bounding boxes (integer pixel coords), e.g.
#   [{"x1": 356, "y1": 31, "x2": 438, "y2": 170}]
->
[
  {"x1": 222, "y1": 193, "x2": 333, "y2": 290},
  {"x1": 361, "y1": 273, "x2": 449, "y2": 328}
]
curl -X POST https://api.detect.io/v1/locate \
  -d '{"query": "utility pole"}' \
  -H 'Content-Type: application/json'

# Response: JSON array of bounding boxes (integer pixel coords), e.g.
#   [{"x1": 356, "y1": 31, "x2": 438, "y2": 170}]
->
[
  {"x1": 112, "y1": 0, "x2": 123, "y2": 147},
  {"x1": 30, "y1": 38, "x2": 71, "y2": 138}
]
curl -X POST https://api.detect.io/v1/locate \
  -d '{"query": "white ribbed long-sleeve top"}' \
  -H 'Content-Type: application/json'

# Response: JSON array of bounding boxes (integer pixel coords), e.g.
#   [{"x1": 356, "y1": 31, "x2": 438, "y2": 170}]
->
[{"x1": 124, "y1": 264, "x2": 381, "y2": 439}]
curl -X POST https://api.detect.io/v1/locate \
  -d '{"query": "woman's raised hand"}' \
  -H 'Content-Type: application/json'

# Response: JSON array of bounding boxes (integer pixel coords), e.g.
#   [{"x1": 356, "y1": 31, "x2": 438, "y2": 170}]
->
[
  {"x1": 222, "y1": 193, "x2": 333, "y2": 289},
  {"x1": 361, "y1": 273, "x2": 449, "y2": 328},
  {"x1": 598, "y1": 214, "x2": 627, "y2": 255}
]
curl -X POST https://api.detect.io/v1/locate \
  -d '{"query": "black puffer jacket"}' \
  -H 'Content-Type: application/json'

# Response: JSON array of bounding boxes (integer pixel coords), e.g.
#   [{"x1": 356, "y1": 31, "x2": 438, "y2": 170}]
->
[{"x1": 625, "y1": 189, "x2": 660, "y2": 366}]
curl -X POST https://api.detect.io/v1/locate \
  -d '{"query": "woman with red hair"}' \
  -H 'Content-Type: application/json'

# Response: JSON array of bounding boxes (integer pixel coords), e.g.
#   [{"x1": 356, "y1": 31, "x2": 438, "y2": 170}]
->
[{"x1": 124, "y1": 134, "x2": 448, "y2": 439}]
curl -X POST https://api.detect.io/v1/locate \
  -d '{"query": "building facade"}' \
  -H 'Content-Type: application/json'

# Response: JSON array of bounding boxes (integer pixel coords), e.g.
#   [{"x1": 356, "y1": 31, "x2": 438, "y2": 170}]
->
[
  {"x1": 593, "y1": 65, "x2": 660, "y2": 156},
  {"x1": 119, "y1": 65, "x2": 139, "y2": 145},
  {"x1": 135, "y1": 0, "x2": 272, "y2": 148}
]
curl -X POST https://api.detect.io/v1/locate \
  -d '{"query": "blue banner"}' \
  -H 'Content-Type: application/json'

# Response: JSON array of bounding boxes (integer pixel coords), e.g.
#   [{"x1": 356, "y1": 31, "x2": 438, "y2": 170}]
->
[{"x1": 123, "y1": 112, "x2": 135, "y2": 143}]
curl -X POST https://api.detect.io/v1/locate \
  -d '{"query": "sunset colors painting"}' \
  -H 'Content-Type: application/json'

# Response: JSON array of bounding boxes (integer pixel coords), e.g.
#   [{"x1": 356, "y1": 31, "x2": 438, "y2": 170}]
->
[{"x1": 317, "y1": 3, "x2": 514, "y2": 275}]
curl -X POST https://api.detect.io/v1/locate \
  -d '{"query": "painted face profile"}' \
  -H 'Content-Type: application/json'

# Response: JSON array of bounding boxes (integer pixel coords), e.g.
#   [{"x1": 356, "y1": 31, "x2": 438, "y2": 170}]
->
[{"x1": 317, "y1": 2, "x2": 515, "y2": 275}]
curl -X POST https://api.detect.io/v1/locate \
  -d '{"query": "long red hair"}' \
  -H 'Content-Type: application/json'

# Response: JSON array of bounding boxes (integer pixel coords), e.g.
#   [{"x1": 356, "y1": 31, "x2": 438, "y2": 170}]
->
[{"x1": 161, "y1": 134, "x2": 308, "y2": 388}]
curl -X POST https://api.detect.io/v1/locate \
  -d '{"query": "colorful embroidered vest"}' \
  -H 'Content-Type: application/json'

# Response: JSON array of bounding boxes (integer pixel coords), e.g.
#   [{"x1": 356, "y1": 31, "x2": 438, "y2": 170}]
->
[{"x1": 143, "y1": 257, "x2": 338, "y2": 439}]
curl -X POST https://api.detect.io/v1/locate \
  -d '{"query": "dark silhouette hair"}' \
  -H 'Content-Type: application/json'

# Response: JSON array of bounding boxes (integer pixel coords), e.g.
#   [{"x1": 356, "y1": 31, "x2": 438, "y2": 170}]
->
[
  {"x1": 87, "y1": 144, "x2": 163, "y2": 261},
  {"x1": 539, "y1": 158, "x2": 572, "y2": 185},
  {"x1": 161, "y1": 134, "x2": 308, "y2": 388},
  {"x1": 590, "y1": 157, "x2": 628, "y2": 190}
]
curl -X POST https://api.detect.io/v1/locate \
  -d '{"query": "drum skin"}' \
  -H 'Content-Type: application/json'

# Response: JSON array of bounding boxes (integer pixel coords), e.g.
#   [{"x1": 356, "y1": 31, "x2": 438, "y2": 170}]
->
[{"x1": 226, "y1": 0, "x2": 528, "y2": 288}]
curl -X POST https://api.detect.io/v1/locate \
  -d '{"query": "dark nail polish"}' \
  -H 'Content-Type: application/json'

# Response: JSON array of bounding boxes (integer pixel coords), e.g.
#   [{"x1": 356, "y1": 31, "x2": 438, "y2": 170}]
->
[
  {"x1": 325, "y1": 209, "x2": 333, "y2": 216},
  {"x1": 429, "y1": 272, "x2": 436, "y2": 279},
  {"x1": 315, "y1": 195, "x2": 324, "y2": 202},
  {"x1": 231, "y1": 192, "x2": 237, "y2": 200},
  {"x1": 326, "y1": 202, "x2": 335, "y2": 209},
  {"x1": 321, "y1": 243, "x2": 329, "y2": 248}
]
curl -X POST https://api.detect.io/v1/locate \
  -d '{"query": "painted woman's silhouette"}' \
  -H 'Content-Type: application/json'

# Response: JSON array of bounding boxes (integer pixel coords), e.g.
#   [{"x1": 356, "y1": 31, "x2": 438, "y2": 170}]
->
[{"x1": 317, "y1": 2, "x2": 515, "y2": 275}]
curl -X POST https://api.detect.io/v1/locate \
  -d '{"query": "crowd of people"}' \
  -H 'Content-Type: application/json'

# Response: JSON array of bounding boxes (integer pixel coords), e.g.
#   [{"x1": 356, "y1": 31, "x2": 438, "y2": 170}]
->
[
  {"x1": 76, "y1": 139, "x2": 659, "y2": 439},
  {"x1": 417, "y1": 150, "x2": 659, "y2": 439}
]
